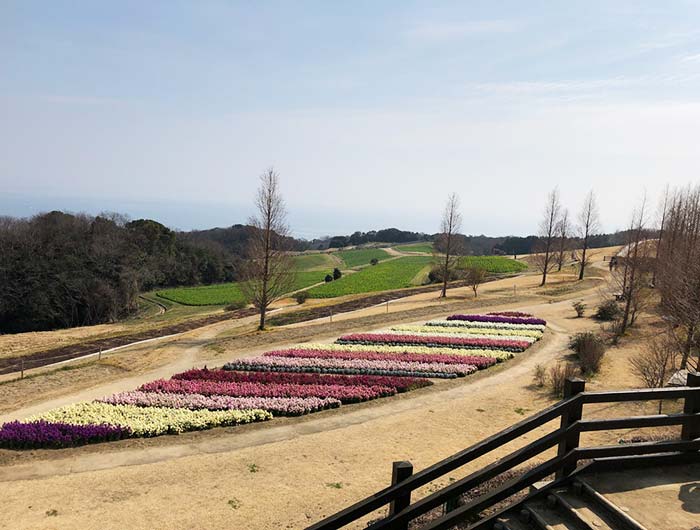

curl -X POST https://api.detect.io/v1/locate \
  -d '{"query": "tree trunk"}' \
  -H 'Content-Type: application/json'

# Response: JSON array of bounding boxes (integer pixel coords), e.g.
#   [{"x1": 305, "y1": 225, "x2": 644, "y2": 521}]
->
[{"x1": 578, "y1": 244, "x2": 587, "y2": 280}]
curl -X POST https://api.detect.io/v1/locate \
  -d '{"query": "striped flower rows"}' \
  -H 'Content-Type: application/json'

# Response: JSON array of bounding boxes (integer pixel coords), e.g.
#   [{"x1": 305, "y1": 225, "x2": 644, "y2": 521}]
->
[
  {"x1": 0, "y1": 311, "x2": 545, "y2": 449},
  {"x1": 336, "y1": 333, "x2": 530, "y2": 352},
  {"x1": 392, "y1": 325, "x2": 543, "y2": 340},
  {"x1": 425, "y1": 319, "x2": 546, "y2": 332}
]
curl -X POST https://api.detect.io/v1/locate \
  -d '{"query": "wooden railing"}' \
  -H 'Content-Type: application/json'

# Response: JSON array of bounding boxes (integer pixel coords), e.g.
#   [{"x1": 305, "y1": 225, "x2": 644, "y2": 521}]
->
[{"x1": 307, "y1": 373, "x2": 700, "y2": 530}]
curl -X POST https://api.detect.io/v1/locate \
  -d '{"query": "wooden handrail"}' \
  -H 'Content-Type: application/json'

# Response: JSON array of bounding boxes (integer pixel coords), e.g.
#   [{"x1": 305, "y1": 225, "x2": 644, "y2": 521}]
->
[{"x1": 307, "y1": 375, "x2": 700, "y2": 530}]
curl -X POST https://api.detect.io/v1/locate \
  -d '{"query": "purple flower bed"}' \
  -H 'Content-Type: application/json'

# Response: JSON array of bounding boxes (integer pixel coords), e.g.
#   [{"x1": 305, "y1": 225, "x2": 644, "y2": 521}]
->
[
  {"x1": 139, "y1": 379, "x2": 396, "y2": 404},
  {"x1": 336, "y1": 333, "x2": 529, "y2": 352},
  {"x1": 446, "y1": 314, "x2": 546, "y2": 326},
  {"x1": 225, "y1": 356, "x2": 478, "y2": 378},
  {"x1": 264, "y1": 349, "x2": 497, "y2": 369},
  {"x1": 173, "y1": 368, "x2": 432, "y2": 393},
  {"x1": 98, "y1": 391, "x2": 341, "y2": 416},
  {"x1": 0, "y1": 420, "x2": 131, "y2": 450}
]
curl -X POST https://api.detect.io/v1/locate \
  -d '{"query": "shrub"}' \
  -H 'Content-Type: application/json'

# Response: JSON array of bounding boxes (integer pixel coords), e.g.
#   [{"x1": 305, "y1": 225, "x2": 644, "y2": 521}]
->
[
  {"x1": 333, "y1": 268, "x2": 342, "y2": 280},
  {"x1": 572, "y1": 301, "x2": 586, "y2": 318},
  {"x1": 549, "y1": 363, "x2": 578, "y2": 397},
  {"x1": 533, "y1": 364, "x2": 546, "y2": 387},
  {"x1": 294, "y1": 291, "x2": 309, "y2": 304},
  {"x1": 595, "y1": 299, "x2": 622, "y2": 321},
  {"x1": 370, "y1": 258, "x2": 379, "y2": 266},
  {"x1": 324, "y1": 274, "x2": 333, "y2": 283},
  {"x1": 224, "y1": 300, "x2": 247, "y2": 311},
  {"x1": 569, "y1": 332, "x2": 606, "y2": 373}
]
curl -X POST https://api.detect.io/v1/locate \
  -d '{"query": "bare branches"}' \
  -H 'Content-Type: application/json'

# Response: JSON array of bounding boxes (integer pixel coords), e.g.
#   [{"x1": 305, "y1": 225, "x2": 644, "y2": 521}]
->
[
  {"x1": 555, "y1": 208, "x2": 570, "y2": 272},
  {"x1": 576, "y1": 190, "x2": 600, "y2": 280},
  {"x1": 655, "y1": 184, "x2": 700, "y2": 369},
  {"x1": 533, "y1": 187, "x2": 561, "y2": 286},
  {"x1": 239, "y1": 168, "x2": 295, "y2": 330},
  {"x1": 436, "y1": 193, "x2": 463, "y2": 298},
  {"x1": 629, "y1": 333, "x2": 679, "y2": 413}
]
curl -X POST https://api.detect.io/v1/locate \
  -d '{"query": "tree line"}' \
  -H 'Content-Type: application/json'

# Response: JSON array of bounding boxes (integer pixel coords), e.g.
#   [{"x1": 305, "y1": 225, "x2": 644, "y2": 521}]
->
[{"x1": 0, "y1": 211, "x2": 301, "y2": 333}]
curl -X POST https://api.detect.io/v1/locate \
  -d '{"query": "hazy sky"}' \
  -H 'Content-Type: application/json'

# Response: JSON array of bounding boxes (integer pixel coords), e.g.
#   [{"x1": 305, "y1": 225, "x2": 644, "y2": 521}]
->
[{"x1": 2, "y1": 1, "x2": 700, "y2": 238}]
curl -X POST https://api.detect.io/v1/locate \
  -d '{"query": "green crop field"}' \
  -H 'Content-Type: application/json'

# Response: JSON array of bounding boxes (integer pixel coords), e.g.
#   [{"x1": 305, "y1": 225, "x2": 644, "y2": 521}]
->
[
  {"x1": 306, "y1": 256, "x2": 432, "y2": 298},
  {"x1": 395, "y1": 242, "x2": 433, "y2": 253},
  {"x1": 292, "y1": 253, "x2": 337, "y2": 271},
  {"x1": 335, "y1": 248, "x2": 390, "y2": 268},
  {"x1": 156, "y1": 271, "x2": 325, "y2": 306},
  {"x1": 458, "y1": 255, "x2": 528, "y2": 273}
]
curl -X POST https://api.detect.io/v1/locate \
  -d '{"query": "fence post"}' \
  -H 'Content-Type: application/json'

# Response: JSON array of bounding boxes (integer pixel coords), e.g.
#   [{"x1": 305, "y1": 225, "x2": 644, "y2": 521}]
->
[
  {"x1": 20, "y1": 359, "x2": 24, "y2": 379},
  {"x1": 681, "y1": 372, "x2": 700, "y2": 442},
  {"x1": 389, "y1": 461, "x2": 413, "y2": 530},
  {"x1": 556, "y1": 377, "x2": 586, "y2": 479},
  {"x1": 98, "y1": 348, "x2": 102, "y2": 361}
]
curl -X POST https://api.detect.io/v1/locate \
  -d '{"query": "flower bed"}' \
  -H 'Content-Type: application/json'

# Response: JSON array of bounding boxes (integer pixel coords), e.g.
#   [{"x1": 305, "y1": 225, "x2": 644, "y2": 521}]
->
[
  {"x1": 392, "y1": 325, "x2": 543, "y2": 340},
  {"x1": 386, "y1": 328, "x2": 538, "y2": 343},
  {"x1": 446, "y1": 314, "x2": 546, "y2": 326},
  {"x1": 29, "y1": 402, "x2": 272, "y2": 437},
  {"x1": 285, "y1": 343, "x2": 515, "y2": 361},
  {"x1": 264, "y1": 349, "x2": 497, "y2": 369},
  {"x1": 336, "y1": 333, "x2": 530, "y2": 352},
  {"x1": 0, "y1": 420, "x2": 132, "y2": 449},
  {"x1": 173, "y1": 368, "x2": 432, "y2": 392},
  {"x1": 425, "y1": 320, "x2": 546, "y2": 331},
  {"x1": 225, "y1": 356, "x2": 479, "y2": 378},
  {"x1": 140, "y1": 379, "x2": 396, "y2": 404},
  {"x1": 99, "y1": 391, "x2": 340, "y2": 416}
]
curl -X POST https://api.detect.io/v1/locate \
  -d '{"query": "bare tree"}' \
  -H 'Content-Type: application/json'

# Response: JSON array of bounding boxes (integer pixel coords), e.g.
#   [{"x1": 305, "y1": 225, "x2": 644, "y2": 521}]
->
[
  {"x1": 629, "y1": 334, "x2": 679, "y2": 413},
  {"x1": 652, "y1": 185, "x2": 669, "y2": 287},
  {"x1": 576, "y1": 190, "x2": 600, "y2": 280},
  {"x1": 436, "y1": 193, "x2": 463, "y2": 298},
  {"x1": 555, "y1": 209, "x2": 570, "y2": 272},
  {"x1": 615, "y1": 197, "x2": 651, "y2": 335},
  {"x1": 656, "y1": 185, "x2": 700, "y2": 370},
  {"x1": 239, "y1": 168, "x2": 295, "y2": 330},
  {"x1": 465, "y1": 266, "x2": 486, "y2": 298},
  {"x1": 533, "y1": 188, "x2": 562, "y2": 286}
]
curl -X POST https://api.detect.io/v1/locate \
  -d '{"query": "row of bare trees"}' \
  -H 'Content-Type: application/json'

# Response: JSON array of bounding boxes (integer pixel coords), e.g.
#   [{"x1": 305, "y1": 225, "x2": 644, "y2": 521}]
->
[{"x1": 534, "y1": 188, "x2": 601, "y2": 286}]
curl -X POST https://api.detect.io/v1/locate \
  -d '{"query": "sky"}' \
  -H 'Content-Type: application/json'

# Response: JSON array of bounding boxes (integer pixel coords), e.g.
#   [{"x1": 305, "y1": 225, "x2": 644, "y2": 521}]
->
[{"x1": 2, "y1": 1, "x2": 700, "y2": 239}]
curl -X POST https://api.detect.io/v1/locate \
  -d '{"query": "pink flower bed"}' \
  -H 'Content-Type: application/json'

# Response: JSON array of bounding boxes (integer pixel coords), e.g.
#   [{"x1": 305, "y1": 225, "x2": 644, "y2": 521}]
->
[
  {"x1": 139, "y1": 379, "x2": 395, "y2": 404},
  {"x1": 264, "y1": 348, "x2": 497, "y2": 369},
  {"x1": 173, "y1": 368, "x2": 432, "y2": 393},
  {"x1": 98, "y1": 391, "x2": 340, "y2": 416},
  {"x1": 446, "y1": 314, "x2": 546, "y2": 326},
  {"x1": 336, "y1": 333, "x2": 529, "y2": 352},
  {"x1": 225, "y1": 356, "x2": 478, "y2": 378}
]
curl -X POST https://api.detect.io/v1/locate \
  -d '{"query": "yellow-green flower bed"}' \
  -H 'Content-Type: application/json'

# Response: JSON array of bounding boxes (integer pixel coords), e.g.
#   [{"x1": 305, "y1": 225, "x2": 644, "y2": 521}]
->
[{"x1": 30, "y1": 402, "x2": 272, "y2": 437}]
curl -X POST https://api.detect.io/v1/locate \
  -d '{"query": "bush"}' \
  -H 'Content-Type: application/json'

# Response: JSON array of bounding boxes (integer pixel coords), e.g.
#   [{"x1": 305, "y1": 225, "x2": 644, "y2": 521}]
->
[
  {"x1": 324, "y1": 274, "x2": 333, "y2": 283},
  {"x1": 370, "y1": 258, "x2": 379, "y2": 266},
  {"x1": 572, "y1": 301, "x2": 586, "y2": 318},
  {"x1": 224, "y1": 300, "x2": 247, "y2": 311},
  {"x1": 333, "y1": 268, "x2": 342, "y2": 280},
  {"x1": 549, "y1": 363, "x2": 578, "y2": 397},
  {"x1": 294, "y1": 291, "x2": 309, "y2": 304},
  {"x1": 533, "y1": 364, "x2": 546, "y2": 388},
  {"x1": 570, "y1": 332, "x2": 606, "y2": 373},
  {"x1": 595, "y1": 299, "x2": 622, "y2": 321}
]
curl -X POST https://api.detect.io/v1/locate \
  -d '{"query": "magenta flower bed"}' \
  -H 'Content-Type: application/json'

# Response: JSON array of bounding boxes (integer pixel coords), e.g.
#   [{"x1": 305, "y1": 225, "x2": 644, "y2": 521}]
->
[
  {"x1": 264, "y1": 349, "x2": 497, "y2": 369},
  {"x1": 487, "y1": 311, "x2": 533, "y2": 318},
  {"x1": 139, "y1": 379, "x2": 396, "y2": 404},
  {"x1": 446, "y1": 314, "x2": 546, "y2": 326},
  {"x1": 0, "y1": 420, "x2": 131, "y2": 449},
  {"x1": 98, "y1": 391, "x2": 340, "y2": 416},
  {"x1": 173, "y1": 368, "x2": 431, "y2": 393},
  {"x1": 224, "y1": 356, "x2": 478, "y2": 378},
  {"x1": 336, "y1": 333, "x2": 529, "y2": 352}
]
